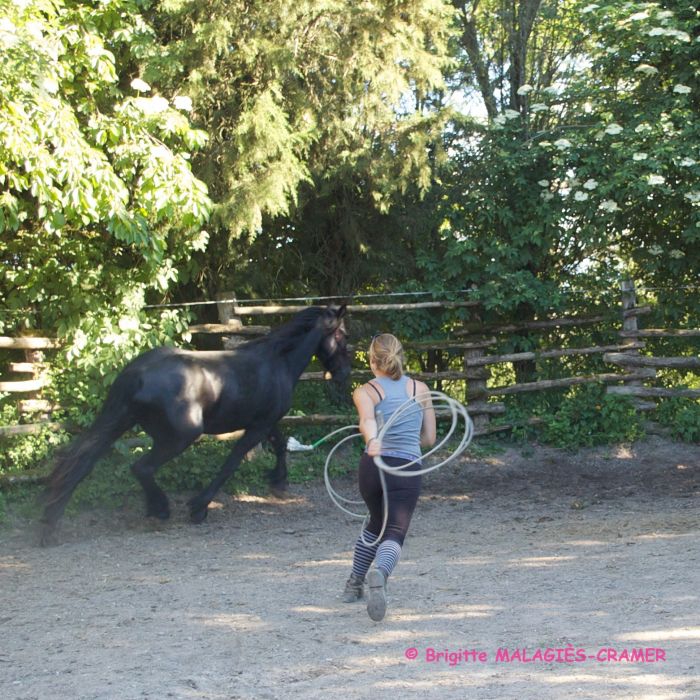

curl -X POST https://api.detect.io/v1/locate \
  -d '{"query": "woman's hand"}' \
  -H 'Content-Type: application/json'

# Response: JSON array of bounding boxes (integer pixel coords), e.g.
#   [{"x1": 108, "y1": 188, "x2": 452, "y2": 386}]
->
[{"x1": 366, "y1": 437, "x2": 381, "y2": 457}]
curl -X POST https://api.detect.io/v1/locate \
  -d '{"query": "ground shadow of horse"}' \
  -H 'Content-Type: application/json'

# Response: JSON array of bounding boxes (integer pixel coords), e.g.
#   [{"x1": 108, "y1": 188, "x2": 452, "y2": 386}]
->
[{"x1": 40, "y1": 305, "x2": 351, "y2": 545}]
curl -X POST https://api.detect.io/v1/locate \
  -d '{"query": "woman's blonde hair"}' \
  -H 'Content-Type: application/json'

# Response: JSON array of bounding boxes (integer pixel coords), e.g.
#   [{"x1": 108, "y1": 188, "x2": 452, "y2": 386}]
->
[{"x1": 369, "y1": 333, "x2": 404, "y2": 380}]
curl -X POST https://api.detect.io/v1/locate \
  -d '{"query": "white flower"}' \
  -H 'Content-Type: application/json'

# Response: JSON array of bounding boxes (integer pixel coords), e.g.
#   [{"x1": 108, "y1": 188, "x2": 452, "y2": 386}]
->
[
  {"x1": 0, "y1": 17, "x2": 17, "y2": 33},
  {"x1": 530, "y1": 103, "x2": 548, "y2": 112},
  {"x1": 538, "y1": 180, "x2": 550, "y2": 187},
  {"x1": 493, "y1": 115, "x2": 507, "y2": 126},
  {"x1": 582, "y1": 4, "x2": 599, "y2": 13},
  {"x1": 646, "y1": 174, "x2": 666, "y2": 185},
  {"x1": 583, "y1": 179, "x2": 598, "y2": 190},
  {"x1": 504, "y1": 109, "x2": 521, "y2": 120},
  {"x1": 685, "y1": 192, "x2": 700, "y2": 203},
  {"x1": 131, "y1": 78, "x2": 151, "y2": 93},
  {"x1": 605, "y1": 123, "x2": 623, "y2": 135},
  {"x1": 599, "y1": 200, "x2": 620, "y2": 212},
  {"x1": 670, "y1": 249, "x2": 685, "y2": 259},
  {"x1": 673, "y1": 84, "x2": 691, "y2": 94},
  {"x1": 668, "y1": 30, "x2": 691, "y2": 42},
  {"x1": 648, "y1": 27, "x2": 667, "y2": 36},
  {"x1": 629, "y1": 11, "x2": 649, "y2": 21},
  {"x1": 538, "y1": 141, "x2": 551, "y2": 147},
  {"x1": 554, "y1": 138, "x2": 572, "y2": 150},
  {"x1": 543, "y1": 86, "x2": 559, "y2": 96},
  {"x1": 635, "y1": 123, "x2": 652, "y2": 134},
  {"x1": 633, "y1": 152, "x2": 648, "y2": 161},
  {"x1": 133, "y1": 96, "x2": 169, "y2": 114},
  {"x1": 38, "y1": 76, "x2": 59, "y2": 94},
  {"x1": 574, "y1": 191, "x2": 589, "y2": 202},
  {"x1": 173, "y1": 95, "x2": 193, "y2": 111},
  {"x1": 517, "y1": 84, "x2": 534, "y2": 95},
  {"x1": 118, "y1": 317, "x2": 140, "y2": 331},
  {"x1": 540, "y1": 192, "x2": 554, "y2": 202},
  {"x1": 634, "y1": 64, "x2": 658, "y2": 75},
  {"x1": 680, "y1": 158, "x2": 696, "y2": 167},
  {"x1": 649, "y1": 244, "x2": 663, "y2": 256}
]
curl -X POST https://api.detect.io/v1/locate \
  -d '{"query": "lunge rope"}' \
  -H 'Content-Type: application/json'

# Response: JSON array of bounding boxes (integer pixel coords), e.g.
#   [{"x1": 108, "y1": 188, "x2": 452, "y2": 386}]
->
[{"x1": 312, "y1": 392, "x2": 474, "y2": 546}]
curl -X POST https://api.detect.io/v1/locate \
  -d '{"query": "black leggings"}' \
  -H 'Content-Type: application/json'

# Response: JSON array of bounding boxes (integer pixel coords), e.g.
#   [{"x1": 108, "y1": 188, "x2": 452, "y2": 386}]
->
[{"x1": 358, "y1": 452, "x2": 422, "y2": 546}]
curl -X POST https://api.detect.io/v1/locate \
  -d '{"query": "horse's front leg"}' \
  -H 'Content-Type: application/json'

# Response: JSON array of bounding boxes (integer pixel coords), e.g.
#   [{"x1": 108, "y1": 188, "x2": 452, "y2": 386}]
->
[
  {"x1": 266, "y1": 425, "x2": 288, "y2": 497},
  {"x1": 188, "y1": 426, "x2": 269, "y2": 523}
]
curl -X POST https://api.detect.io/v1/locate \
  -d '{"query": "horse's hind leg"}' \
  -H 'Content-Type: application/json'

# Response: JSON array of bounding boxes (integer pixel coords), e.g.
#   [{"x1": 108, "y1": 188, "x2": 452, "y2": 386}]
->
[
  {"x1": 188, "y1": 426, "x2": 269, "y2": 523},
  {"x1": 266, "y1": 425, "x2": 288, "y2": 496},
  {"x1": 131, "y1": 436, "x2": 196, "y2": 520}
]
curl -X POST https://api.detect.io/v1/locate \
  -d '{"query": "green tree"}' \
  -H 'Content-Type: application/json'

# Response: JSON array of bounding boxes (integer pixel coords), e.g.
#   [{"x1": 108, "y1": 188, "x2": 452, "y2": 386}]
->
[
  {"x1": 145, "y1": 0, "x2": 455, "y2": 296},
  {"x1": 422, "y1": 0, "x2": 698, "y2": 320},
  {"x1": 0, "y1": 0, "x2": 211, "y2": 401}
]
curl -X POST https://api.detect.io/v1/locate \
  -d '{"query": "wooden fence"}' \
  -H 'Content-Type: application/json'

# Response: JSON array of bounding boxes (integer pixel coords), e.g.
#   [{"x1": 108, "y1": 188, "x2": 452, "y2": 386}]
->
[
  {"x1": 1, "y1": 281, "x2": 698, "y2": 440},
  {"x1": 0, "y1": 336, "x2": 61, "y2": 436},
  {"x1": 191, "y1": 282, "x2": 699, "y2": 436}
]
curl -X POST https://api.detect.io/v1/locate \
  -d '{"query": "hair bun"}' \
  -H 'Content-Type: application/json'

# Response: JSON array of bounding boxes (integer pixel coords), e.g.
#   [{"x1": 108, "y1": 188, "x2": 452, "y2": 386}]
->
[{"x1": 369, "y1": 333, "x2": 404, "y2": 380}]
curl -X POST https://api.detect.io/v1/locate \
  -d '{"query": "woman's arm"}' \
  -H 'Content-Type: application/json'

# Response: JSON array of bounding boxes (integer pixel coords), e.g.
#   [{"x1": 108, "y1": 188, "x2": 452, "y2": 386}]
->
[
  {"x1": 352, "y1": 385, "x2": 381, "y2": 456},
  {"x1": 416, "y1": 381, "x2": 436, "y2": 448}
]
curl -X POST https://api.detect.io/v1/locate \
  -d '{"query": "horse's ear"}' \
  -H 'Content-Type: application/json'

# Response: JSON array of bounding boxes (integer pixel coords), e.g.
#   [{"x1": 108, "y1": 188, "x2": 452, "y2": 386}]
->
[{"x1": 336, "y1": 304, "x2": 347, "y2": 318}]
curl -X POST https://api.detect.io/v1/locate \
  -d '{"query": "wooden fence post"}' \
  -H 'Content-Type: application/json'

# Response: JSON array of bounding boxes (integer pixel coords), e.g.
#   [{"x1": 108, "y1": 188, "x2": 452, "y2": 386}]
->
[
  {"x1": 613, "y1": 279, "x2": 655, "y2": 410},
  {"x1": 465, "y1": 345, "x2": 491, "y2": 432}
]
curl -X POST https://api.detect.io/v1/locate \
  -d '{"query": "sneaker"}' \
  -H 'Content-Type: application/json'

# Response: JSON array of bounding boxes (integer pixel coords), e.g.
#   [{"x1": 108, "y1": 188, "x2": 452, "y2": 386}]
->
[
  {"x1": 342, "y1": 574, "x2": 364, "y2": 602},
  {"x1": 366, "y1": 568, "x2": 387, "y2": 621}
]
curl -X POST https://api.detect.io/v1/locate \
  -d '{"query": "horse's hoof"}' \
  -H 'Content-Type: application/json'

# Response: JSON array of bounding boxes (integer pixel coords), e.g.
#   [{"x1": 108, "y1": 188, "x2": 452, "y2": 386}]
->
[
  {"x1": 39, "y1": 523, "x2": 59, "y2": 548},
  {"x1": 189, "y1": 506, "x2": 208, "y2": 524},
  {"x1": 269, "y1": 482, "x2": 289, "y2": 499},
  {"x1": 146, "y1": 500, "x2": 171, "y2": 520}
]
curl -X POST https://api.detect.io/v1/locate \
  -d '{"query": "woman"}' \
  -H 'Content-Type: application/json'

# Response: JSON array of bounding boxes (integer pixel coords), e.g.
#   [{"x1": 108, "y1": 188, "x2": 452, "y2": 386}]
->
[{"x1": 343, "y1": 333, "x2": 436, "y2": 621}]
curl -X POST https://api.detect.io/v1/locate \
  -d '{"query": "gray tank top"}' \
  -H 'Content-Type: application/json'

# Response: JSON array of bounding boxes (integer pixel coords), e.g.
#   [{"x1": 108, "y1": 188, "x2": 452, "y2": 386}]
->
[{"x1": 369, "y1": 375, "x2": 423, "y2": 460}]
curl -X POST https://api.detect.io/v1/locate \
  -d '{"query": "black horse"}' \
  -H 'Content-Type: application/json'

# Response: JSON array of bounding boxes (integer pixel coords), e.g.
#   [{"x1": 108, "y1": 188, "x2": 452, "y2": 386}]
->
[{"x1": 40, "y1": 305, "x2": 350, "y2": 545}]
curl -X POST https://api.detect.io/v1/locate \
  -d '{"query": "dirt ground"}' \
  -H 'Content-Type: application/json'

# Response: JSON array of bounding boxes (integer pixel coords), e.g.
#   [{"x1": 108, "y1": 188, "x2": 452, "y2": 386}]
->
[{"x1": 0, "y1": 436, "x2": 698, "y2": 700}]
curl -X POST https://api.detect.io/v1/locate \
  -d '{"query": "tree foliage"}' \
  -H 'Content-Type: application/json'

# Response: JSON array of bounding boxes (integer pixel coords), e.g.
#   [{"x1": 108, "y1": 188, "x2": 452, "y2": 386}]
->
[
  {"x1": 0, "y1": 0, "x2": 212, "y2": 337},
  {"x1": 420, "y1": 0, "x2": 699, "y2": 321},
  {"x1": 144, "y1": 0, "x2": 455, "y2": 295}
]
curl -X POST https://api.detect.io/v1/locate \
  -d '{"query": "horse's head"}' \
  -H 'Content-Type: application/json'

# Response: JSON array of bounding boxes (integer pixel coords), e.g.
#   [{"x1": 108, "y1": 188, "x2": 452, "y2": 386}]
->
[{"x1": 317, "y1": 305, "x2": 351, "y2": 385}]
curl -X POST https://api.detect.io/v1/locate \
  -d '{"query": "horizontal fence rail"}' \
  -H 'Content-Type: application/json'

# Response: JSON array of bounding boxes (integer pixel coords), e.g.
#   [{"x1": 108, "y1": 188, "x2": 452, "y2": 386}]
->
[{"x1": 2, "y1": 282, "x2": 698, "y2": 445}]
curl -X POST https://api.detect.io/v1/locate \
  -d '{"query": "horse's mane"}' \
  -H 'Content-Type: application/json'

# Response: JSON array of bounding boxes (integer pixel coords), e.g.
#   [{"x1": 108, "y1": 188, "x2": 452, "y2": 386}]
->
[{"x1": 246, "y1": 306, "x2": 326, "y2": 353}]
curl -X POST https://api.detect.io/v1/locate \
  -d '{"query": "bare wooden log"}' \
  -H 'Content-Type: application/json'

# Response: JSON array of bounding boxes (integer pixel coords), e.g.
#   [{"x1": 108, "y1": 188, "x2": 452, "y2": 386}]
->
[
  {"x1": 300, "y1": 370, "x2": 475, "y2": 382},
  {"x1": 188, "y1": 323, "x2": 269, "y2": 335},
  {"x1": 0, "y1": 377, "x2": 47, "y2": 392},
  {"x1": 8, "y1": 362, "x2": 42, "y2": 374},
  {"x1": 607, "y1": 385, "x2": 700, "y2": 399},
  {"x1": 0, "y1": 336, "x2": 60, "y2": 350},
  {"x1": 621, "y1": 329, "x2": 700, "y2": 338},
  {"x1": 465, "y1": 343, "x2": 644, "y2": 367},
  {"x1": 189, "y1": 320, "x2": 244, "y2": 333},
  {"x1": 486, "y1": 370, "x2": 657, "y2": 397},
  {"x1": 0, "y1": 471, "x2": 49, "y2": 487},
  {"x1": 281, "y1": 414, "x2": 355, "y2": 425},
  {"x1": 463, "y1": 401, "x2": 505, "y2": 415},
  {"x1": 474, "y1": 416, "x2": 545, "y2": 437},
  {"x1": 622, "y1": 305, "x2": 652, "y2": 319},
  {"x1": 0, "y1": 422, "x2": 64, "y2": 437},
  {"x1": 604, "y1": 352, "x2": 700, "y2": 370},
  {"x1": 456, "y1": 314, "x2": 610, "y2": 336},
  {"x1": 231, "y1": 300, "x2": 480, "y2": 316},
  {"x1": 18, "y1": 399, "x2": 54, "y2": 413},
  {"x1": 405, "y1": 338, "x2": 496, "y2": 351}
]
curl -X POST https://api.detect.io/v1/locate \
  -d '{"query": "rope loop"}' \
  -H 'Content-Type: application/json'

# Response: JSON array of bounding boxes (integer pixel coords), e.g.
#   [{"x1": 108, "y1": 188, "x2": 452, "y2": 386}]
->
[{"x1": 322, "y1": 392, "x2": 474, "y2": 546}]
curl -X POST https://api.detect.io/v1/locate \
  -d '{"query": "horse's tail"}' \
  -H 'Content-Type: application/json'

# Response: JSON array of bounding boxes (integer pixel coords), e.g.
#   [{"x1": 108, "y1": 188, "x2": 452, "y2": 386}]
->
[{"x1": 40, "y1": 371, "x2": 140, "y2": 544}]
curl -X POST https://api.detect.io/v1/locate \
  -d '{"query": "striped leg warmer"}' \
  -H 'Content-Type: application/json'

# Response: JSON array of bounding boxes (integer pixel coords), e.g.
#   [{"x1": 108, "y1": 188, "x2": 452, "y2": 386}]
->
[
  {"x1": 374, "y1": 539, "x2": 402, "y2": 579},
  {"x1": 351, "y1": 529, "x2": 379, "y2": 580}
]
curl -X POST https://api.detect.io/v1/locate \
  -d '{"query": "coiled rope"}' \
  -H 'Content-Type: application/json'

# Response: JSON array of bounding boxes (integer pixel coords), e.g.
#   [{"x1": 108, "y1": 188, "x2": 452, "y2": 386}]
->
[{"x1": 320, "y1": 392, "x2": 474, "y2": 547}]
